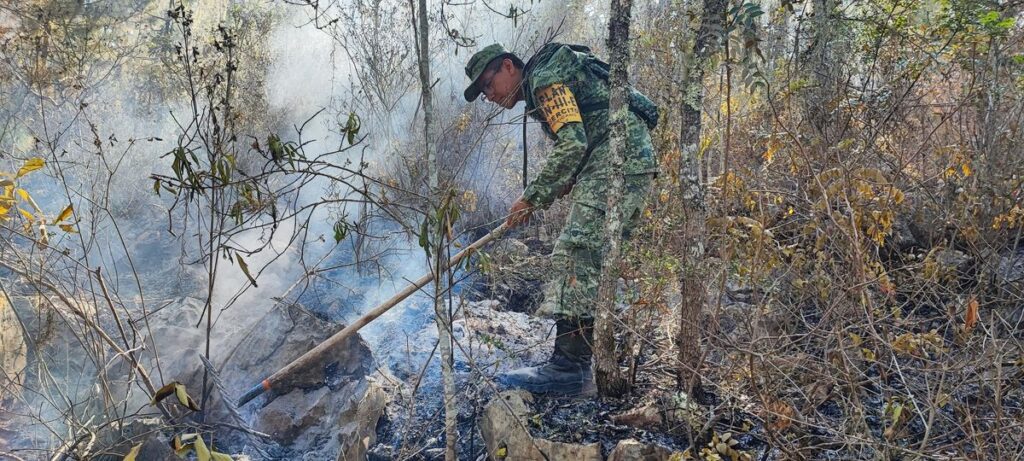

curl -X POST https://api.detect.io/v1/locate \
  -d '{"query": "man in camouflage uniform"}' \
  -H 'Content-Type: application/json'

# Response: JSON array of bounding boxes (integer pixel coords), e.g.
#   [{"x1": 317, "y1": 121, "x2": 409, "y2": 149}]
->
[{"x1": 464, "y1": 43, "x2": 658, "y2": 395}]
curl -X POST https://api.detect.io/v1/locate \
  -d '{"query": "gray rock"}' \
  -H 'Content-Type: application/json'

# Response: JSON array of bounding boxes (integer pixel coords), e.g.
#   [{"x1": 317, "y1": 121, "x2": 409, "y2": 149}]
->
[
  {"x1": 936, "y1": 248, "x2": 972, "y2": 275},
  {"x1": 335, "y1": 378, "x2": 388, "y2": 461},
  {"x1": 139, "y1": 297, "x2": 206, "y2": 390},
  {"x1": 607, "y1": 438, "x2": 677, "y2": 461},
  {"x1": 480, "y1": 390, "x2": 601, "y2": 460},
  {"x1": 125, "y1": 298, "x2": 385, "y2": 460},
  {"x1": 222, "y1": 302, "x2": 373, "y2": 395},
  {"x1": 215, "y1": 302, "x2": 383, "y2": 460}
]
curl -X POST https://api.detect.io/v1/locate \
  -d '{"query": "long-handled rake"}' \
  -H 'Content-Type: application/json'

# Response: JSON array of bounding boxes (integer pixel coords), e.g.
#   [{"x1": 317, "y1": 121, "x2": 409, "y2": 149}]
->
[{"x1": 236, "y1": 222, "x2": 509, "y2": 408}]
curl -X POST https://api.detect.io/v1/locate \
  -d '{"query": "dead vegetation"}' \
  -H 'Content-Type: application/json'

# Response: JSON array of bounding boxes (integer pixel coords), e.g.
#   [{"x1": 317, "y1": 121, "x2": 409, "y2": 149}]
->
[{"x1": 3, "y1": 0, "x2": 1024, "y2": 460}]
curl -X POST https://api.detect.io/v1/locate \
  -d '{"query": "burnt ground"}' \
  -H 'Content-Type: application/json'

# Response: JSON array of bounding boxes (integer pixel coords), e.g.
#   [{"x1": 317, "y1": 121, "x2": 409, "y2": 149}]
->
[{"x1": 364, "y1": 239, "x2": 1024, "y2": 461}]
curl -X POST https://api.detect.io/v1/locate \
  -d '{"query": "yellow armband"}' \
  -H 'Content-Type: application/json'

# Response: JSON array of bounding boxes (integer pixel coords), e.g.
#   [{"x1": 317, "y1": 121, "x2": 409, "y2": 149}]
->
[{"x1": 536, "y1": 83, "x2": 583, "y2": 134}]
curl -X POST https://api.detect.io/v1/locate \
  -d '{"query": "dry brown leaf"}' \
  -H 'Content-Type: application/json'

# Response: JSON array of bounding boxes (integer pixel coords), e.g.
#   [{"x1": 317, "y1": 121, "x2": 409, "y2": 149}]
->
[
  {"x1": 765, "y1": 399, "x2": 795, "y2": 432},
  {"x1": 610, "y1": 402, "x2": 663, "y2": 428},
  {"x1": 15, "y1": 158, "x2": 44, "y2": 179},
  {"x1": 122, "y1": 443, "x2": 142, "y2": 461},
  {"x1": 965, "y1": 296, "x2": 979, "y2": 332},
  {"x1": 151, "y1": 381, "x2": 201, "y2": 411},
  {"x1": 151, "y1": 382, "x2": 178, "y2": 406},
  {"x1": 56, "y1": 204, "x2": 73, "y2": 223}
]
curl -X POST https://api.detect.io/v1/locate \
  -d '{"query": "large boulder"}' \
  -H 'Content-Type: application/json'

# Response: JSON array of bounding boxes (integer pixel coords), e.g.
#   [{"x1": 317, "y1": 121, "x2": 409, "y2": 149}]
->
[
  {"x1": 139, "y1": 297, "x2": 207, "y2": 389},
  {"x1": 216, "y1": 301, "x2": 386, "y2": 460},
  {"x1": 132, "y1": 297, "x2": 387, "y2": 460}
]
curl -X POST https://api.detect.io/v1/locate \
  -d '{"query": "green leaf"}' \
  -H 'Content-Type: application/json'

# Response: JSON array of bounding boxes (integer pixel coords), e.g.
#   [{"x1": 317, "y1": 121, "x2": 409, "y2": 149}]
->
[
  {"x1": 333, "y1": 220, "x2": 348, "y2": 243},
  {"x1": 171, "y1": 147, "x2": 187, "y2": 180},
  {"x1": 979, "y1": 10, "x2": 1000, "y2": 26},
  {"x1": 268, "y1": 134, "x2": 284, "y2": 162},
  {"x1": 419, "y1": 216, "x2": 431, "y2": 259},
  {"x1": 236, "y1": 254, "x2": 258, "y2": 287},
  {"x1": 343, "y1": 112, "x2": 361, "y2": 145}
]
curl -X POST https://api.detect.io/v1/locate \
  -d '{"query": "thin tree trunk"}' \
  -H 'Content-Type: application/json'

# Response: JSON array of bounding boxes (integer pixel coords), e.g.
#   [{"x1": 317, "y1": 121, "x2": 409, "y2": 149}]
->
[
  {"x1": 677, "y1": 0, "x2": 726, "y2": 399},
  {"x1": 594, "y1": 0, "x2": 634, "y2": 398},
  {"x1": 412, "y1": 0, "x2": 456, "y2": 458},
  {"x1": 416, "y1": 0, "x2": 435, "y2": 191},
  {"x1": 409, "y1": 0, "x2": 454, "y2": 456},
  {"x1": 805, "y1": 0, "x2": 836, "y2": 139}
]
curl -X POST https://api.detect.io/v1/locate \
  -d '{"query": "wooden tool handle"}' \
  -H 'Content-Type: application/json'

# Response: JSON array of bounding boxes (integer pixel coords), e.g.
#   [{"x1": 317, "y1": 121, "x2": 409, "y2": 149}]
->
[{"x1": 237, "y1": 222, "x2": 509, "y2": 407}]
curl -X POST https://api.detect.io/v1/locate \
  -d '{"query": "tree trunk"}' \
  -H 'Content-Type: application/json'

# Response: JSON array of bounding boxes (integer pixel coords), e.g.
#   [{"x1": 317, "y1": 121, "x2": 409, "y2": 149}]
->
[
  {"x1": 677, "y1": 0, "x2": 726, "y2": 400},
  {"x1": 416, "y1": 0, "x2": 435, "y2": 191},
  {"x1": 594, "y1": 0, "x2": 635, "y2": 398},
  {"x1": 412, "y1": 0, "x2": 456, "y2": 458},
  {"x1": 804, "y1": 0, "x2": 837, "y2": 139}
]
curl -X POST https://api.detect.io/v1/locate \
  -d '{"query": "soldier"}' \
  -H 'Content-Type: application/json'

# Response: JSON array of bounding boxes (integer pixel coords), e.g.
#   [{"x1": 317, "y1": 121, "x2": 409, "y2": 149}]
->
[{"x1": 464, "y1": 43, "x2": 659, "y2": 396}]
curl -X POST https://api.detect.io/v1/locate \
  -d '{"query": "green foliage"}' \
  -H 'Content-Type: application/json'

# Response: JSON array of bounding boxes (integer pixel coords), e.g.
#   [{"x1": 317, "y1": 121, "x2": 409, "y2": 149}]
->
[
  {"x1": 340, "y1": 112, "x2": 362, "y2": 146},
  {"x1": 333, "y1": 219, "x2": 350, "y2": 244},
  {"x1": 727, "y1": 1, "x2": 767, "y2": 91},
  {"x1": 418, "y1": 188, "x2": 462, "y2": 261}
]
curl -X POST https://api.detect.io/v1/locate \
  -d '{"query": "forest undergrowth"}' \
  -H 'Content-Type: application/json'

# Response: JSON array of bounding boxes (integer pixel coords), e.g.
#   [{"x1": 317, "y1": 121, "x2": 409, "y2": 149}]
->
[{"x1": 2, "y1": 0, "x2": 1024, "y2": 460}]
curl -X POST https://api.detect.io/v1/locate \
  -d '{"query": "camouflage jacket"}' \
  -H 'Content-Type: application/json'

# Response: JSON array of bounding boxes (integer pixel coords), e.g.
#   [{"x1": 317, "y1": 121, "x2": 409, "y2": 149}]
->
[{"x1": 521, "y1": 43, "x2": 659, "y2": 209}]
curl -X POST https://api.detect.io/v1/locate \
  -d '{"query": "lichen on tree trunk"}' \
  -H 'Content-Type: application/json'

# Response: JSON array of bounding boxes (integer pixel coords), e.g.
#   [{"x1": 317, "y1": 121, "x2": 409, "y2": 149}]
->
[
  {"x1": 676, "y1": 0, "x2": 726, "y2": 399},
  {"x1": 594, "y1": 0, "x2": 634, "y2": 398}
]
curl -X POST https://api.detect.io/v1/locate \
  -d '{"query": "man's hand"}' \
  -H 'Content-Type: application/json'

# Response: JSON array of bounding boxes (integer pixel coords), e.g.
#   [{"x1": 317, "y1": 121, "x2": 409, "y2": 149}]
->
[{"x1": 505, "y1": 196, "x2": 534, "y2": 229}]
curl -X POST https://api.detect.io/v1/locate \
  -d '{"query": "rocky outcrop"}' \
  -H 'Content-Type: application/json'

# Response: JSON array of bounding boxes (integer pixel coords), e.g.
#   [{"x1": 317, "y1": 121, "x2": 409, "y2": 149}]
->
[
  {"x1": 139, "y1": 297, "x2": 206, "y2": 390},
  {"x1": 1, "y1": 294, "x2": 385, "y2": 460},
  {"x1": 480, "y1": 390, "x2": 602, "y2": 460},
  {"x1": 217, "y1": 301, "x2": 385, "y2": 460}
]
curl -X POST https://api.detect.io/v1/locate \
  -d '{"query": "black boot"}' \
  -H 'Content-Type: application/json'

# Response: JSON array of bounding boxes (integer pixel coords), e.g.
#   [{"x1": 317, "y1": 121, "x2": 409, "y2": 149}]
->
[{"x1": 497, "y1": 317, "x2": 595, "y2": 396}]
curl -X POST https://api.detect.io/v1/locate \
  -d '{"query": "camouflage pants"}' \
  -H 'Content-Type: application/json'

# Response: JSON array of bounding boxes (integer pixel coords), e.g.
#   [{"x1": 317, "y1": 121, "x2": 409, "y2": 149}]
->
[{"x1": 536, "y1": 173, "x2": 655, "y2": 320}]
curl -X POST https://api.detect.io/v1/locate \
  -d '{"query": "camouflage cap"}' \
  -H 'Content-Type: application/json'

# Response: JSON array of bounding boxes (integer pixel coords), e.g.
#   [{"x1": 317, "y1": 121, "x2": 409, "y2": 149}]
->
[{"x1": 464, "y1": 43, "x2": 515, "y2": 102}]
